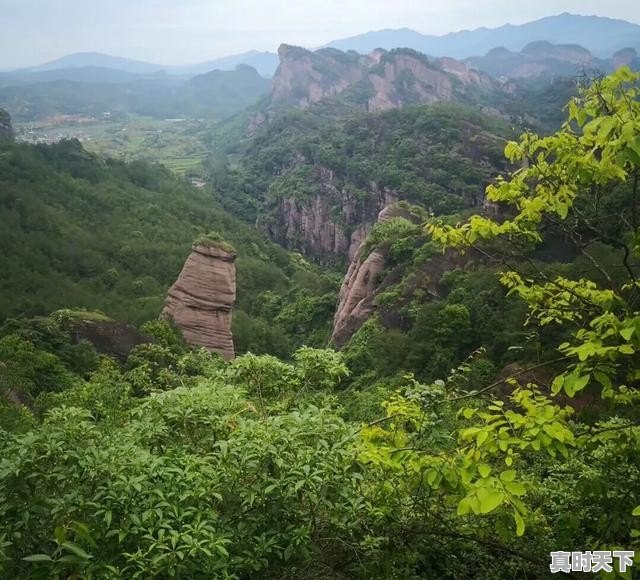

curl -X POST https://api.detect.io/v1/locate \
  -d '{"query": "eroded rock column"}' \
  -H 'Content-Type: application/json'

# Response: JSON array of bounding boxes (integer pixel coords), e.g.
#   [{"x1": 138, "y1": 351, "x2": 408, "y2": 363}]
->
[{"x1": 161, "y1": 244, "x2": 236, "y2": 360}]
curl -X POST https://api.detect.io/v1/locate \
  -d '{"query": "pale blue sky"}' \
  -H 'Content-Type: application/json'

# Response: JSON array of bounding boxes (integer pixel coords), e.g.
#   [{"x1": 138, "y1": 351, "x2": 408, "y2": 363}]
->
[{"x1": 1, "y1": 0, "x2": 639, "y2": 68}]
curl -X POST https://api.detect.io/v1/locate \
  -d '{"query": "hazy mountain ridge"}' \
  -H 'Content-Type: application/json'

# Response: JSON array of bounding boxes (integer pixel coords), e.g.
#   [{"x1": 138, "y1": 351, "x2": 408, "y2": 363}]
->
[
  {"x1": 327, "y1": 13, "x2": 640, "y2": 58},
  {"x1": 9, "y1": 50, "x2": 279, "y2": 79},
  {"x1": 0, "y1": 65, "x2": 270, "y2": 122},
  {"x1": 467, "y1": 43, "x2": 640, "y2": 79},
  {"x1": 24, "y1": 52, "x2": 167, "y2": 75},
  {"x1": 0, "y1": 66, "x2": 157, "y2": 88},
  {"x1": 9, "y1": 13, "x2": 640, "y2": 83}
]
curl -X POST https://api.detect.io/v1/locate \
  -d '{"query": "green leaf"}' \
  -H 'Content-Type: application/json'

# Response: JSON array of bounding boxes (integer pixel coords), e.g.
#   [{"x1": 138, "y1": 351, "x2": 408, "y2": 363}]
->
[
  {"x1": 514, "y1": 511, "x2": 525, "y2": 537},
  {"x1": 620, "y1": 326, "x2": 634, "y2": 341},
  {"x1": 22, "y1": 554, "x2": 53, "y2": 562},
  {"x1": 54, "y1": 526, "x2": 66, "y2": 545},
  {"x1": 499, "y1": 470, "x2": 516, "y2": 482},
  {"x1": 462, "y1": 408, "x2": 475, "y2": 419},
  {"x1": 478, "y1": 489, "x2": 504, "y2": 514},
  {"x1": 478, "y1": 464, "x2": 491, "y2": 478},
  {"x1": 564, "y1": 372, "x2": 590, "y2": 397},
  {"x1": 556, "y1": 203, "x2": 569, "y2": 219},
  {"x1": 632, "y1": 505, "x2": 640, "y2": 516},
  {"x1": 551, "y1": 375, "x2": 564, "y2": 395},
  {"x1": 476, "y1": 431, "x2": 488, "y2": 447},
  {"x1": 62, "y1": 542, "x2": 92, "y2": 560},
  {"x1": 457, "y1": 497, "x2": 472, "y2": 516},
  {"x1": 504, "y1": 481, "x2": 526, "y2": 496},
  {"x1": 594, "y1": 371, "x2": 612, "y2": 390}
]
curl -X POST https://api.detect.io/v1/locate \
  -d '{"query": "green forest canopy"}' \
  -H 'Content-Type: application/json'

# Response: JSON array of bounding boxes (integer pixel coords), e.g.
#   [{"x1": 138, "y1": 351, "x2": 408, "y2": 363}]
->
[{"x1": 0, "y1": 69, "x2": 639, "y2": 579}]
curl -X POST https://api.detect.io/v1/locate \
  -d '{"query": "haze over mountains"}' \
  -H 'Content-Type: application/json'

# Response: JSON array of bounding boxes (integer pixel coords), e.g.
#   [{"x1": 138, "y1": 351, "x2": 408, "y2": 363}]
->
[
  {"x1": 4, "y1": 12, "x2": 639, "y2": 81},
  {"x1": 17, "y1": 50, "x2": 280, "y2": 79},
  {"x1": 327, "y1": 12, "x2": 640, "y2": 58},
  {"x1": 1, "y1": 11, "x2": 639, "y2": 125}
]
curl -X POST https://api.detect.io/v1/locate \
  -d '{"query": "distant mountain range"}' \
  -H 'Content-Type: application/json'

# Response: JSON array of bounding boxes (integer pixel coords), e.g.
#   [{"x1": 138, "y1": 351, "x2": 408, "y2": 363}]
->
[
  {"x1": 327, "y1": 13, "x2": 640, "y2": 59},
  {"x1": 26, "y1": 52, "x2": 166, "y2": 75},
  {"x1": 2, "y1": 12, "x2": 639, "y2": 123},
  {"x1": 0, "y1": 65, "x2": 270, "y2": 122},
  {"x1": 172, "y1": 51, "x2": 279, "y2": 78},
  {"x1": 11, "y1": 50, "x2": 280, "y2": 79},
  {"x1": 467, "y1": 43, "x2": 640, "y2": 79},
  {"x1": 6, "y1": 13, "x2": 640, "y2": 82}
]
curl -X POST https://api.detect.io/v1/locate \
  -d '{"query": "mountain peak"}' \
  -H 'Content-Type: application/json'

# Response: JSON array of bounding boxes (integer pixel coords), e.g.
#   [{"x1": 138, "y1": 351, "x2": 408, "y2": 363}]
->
[{"x1": 263, "y1": 45, "x2": 496, "y2": 118}]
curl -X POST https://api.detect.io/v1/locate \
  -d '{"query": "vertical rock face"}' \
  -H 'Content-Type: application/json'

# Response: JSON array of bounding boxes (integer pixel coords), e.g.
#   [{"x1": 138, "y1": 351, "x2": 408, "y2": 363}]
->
[
  {"x1": 269, "y1": 44, "x2": 367, "y2": 110},
  {"x1": 161, "y1": 244, "x2": 237, "y2": 359},
  {"x1": 331, "y1": 205, "x2": 404, "y2": 347},
  {"x1": 0, "y1": 109, "x2": 13, "y2": 141},
  {"x1": 264, "y1": 44, "x2": 497, "y2": 115},
  {"x1": 266, "y1": 166, "x2": 398, "y2": 263},
  {"x1": 331, "y1": 247, "x2": 387, "y2": 348}
]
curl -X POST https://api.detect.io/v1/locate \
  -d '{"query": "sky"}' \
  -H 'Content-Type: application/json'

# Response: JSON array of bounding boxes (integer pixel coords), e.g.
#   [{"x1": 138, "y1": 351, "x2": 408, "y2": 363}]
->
[{"x1": 1, "y1": 0, "x2": 640, "y2": 69}]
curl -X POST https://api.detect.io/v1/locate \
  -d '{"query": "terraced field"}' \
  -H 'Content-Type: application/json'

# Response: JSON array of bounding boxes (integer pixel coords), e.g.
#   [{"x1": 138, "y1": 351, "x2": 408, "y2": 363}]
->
[{"x1": 16, "y1": 116, "x2": 211, "y2": 175}]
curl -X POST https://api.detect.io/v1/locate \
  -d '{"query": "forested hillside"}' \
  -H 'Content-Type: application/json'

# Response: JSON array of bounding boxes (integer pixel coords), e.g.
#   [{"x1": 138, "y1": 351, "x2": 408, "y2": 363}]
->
[
  {"x1": 0, "y1": 65, "x2": 270, "y2": 122},
  {"x1": 207, "y1": 104, "x2": 511, "y2": 263},
  {"x1": 0, "y1": 127, "x2": 337, "y2": 355},
  {"x1": 1, "y1": 69, "x2": 639, "y2": 579}
]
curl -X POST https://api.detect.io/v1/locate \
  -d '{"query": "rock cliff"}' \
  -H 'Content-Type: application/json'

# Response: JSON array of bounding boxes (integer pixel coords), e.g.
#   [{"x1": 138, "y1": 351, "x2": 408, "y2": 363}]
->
[
  {"x1": 263, "y1": 45, "x2": 497, "y2": 118},
  {"x1": 331, "y1": 204, "x2": 406, "y2": 347},
  {"x1": 265, "y1": 166, "x2": 398, "y2": 263},
  {"x1": 161, "y1": 243, "x2": 237, "y2": 359},
  {"x1": 612, "y1": 48, "x2": 640, "y2": 70},
  {"x1": 68, "y1": 318, "x2": 151, "y2": 362},
  {"x1": 269, "y1": 45, "x2": 367, "y2": 109},
  {"x1": 0, "y1": 108, "x2": 13, "y2": 141},
  {"x1": 331, "y1": 246, "x2": 387, "y2": 348},
  {"x1": 331, "y1": 203, "x2": 472, "y2": 348},
  {"x1": 254, "y1": 108, "x2": 505, "y2": 263}
]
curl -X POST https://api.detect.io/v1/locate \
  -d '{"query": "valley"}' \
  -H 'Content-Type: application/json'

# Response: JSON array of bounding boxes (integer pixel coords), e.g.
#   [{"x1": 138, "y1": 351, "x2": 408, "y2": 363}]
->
[
  {"x1": 15, "y1": 115, "x2": 211, "y2": 175},
  {"x1": 1, "y1": 9, "x2": 640, "y2": 580}
]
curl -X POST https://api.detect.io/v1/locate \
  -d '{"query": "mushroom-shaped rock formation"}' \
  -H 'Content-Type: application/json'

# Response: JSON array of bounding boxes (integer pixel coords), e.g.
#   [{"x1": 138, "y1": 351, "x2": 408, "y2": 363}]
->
[{"x1": 161, "y1": 242, "x2": 237, "y2": 359}]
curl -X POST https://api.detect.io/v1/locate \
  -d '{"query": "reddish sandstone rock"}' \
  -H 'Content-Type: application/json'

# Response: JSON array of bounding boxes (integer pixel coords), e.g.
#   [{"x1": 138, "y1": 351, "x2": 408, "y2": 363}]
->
[
  {"x1": 330, "y1": 205, "x2": 405, "y2": 347},
  {"x1": 161, "y1": 244, "x2": 236, "y2": 360},
  {"x1": 331, "y1": 203, "x2": 464, "y2": 348},
  {"x1": 331, "y1": 247, "x2": 386, "y2": 348}
]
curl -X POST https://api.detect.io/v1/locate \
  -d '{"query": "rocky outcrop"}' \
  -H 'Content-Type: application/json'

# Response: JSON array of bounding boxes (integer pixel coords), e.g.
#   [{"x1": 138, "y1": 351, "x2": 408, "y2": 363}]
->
[
  {"x1": 331, "y1": 247, "x2": 387, "y2": 348},
  {"x1": 331, "y1": 203, "x2": 474, "y2": 347},
  {"x1": 266, "y1": 166, "x2": 398, "y2": 263},
  {"x1": 262, "y1": 45, "x2": 497, "y2": 118},
  {"x1": 68, "y1": 318, "x2": 151, "y2": 362},
  {"x1": 331, "y1": 205, "x2": 408, "y2": 347},
  {"x1": 465, "y1": 41, "x2": 640, "y2": 80},
  {"x1": 612, "y1": 48, "x2": 640, "y2": 70},
  {"x1": 366, "y1": 50, "x2": 496, "y2": 112},
  {"x1": 161, "y1": 244, "x2": 236, "y2": 359},
  {"x1": 0, "y1": 109, "x2": 13, "y2": 141},
  {"x1": 269, "y1": 45, "x2": 368, "y2": 109}
]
